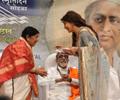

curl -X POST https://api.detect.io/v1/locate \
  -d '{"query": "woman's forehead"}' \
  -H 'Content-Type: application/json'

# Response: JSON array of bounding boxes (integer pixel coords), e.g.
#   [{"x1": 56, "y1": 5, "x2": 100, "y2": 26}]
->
[{"x1": 90, "y1": 1, "x2": 120, "y2": 21}]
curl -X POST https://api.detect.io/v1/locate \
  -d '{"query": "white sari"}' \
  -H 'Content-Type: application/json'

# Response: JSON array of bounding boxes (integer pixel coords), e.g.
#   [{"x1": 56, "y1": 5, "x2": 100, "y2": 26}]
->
[{"x1": 107, "y1": 52, "x2": 120, "y2": 100}]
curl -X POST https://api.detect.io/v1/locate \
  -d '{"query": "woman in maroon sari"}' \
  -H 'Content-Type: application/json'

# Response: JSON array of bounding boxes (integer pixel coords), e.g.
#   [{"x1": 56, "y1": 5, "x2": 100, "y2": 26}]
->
[{"x1": 0, "y1": 26, "x2": 47, "y2": 100}]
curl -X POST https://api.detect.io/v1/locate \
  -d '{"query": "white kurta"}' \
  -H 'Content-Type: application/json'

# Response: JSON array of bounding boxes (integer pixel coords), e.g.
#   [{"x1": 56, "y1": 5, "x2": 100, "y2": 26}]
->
[{"x1": 39, "y1": 67, "x2": 70, "y2": 100}]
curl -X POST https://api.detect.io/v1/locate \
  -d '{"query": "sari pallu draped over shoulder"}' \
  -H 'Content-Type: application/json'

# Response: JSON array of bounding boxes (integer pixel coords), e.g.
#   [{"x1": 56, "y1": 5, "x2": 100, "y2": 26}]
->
[
  {"x1": 0, "y1": 38, "x2": 39, "y2": 97},
  {"x1": 0, "y1": 38, "x2": 34, "y2": 83}
]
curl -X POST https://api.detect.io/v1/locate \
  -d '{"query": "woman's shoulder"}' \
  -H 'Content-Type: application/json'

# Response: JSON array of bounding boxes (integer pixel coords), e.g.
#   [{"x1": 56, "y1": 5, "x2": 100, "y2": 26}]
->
[
  {"x1": 79, "y1": 26, "x2": 89, "y2": 32},
  {"x1": 79, "y1": 27, "x2": 91, "y2": 36},
  {"x1": 80, "y1": 26, "x2": 97, "y2": 39}
]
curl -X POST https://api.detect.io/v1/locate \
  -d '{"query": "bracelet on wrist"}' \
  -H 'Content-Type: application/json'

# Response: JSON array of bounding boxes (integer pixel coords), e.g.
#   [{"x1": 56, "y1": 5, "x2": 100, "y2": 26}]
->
[{"x1": 67, "y1": 77, "x2": 72, "y2": 82}]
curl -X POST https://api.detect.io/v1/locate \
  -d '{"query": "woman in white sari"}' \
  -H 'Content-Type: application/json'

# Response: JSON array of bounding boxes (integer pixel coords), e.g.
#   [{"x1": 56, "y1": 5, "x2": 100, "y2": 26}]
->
[{"x1": 85, "y1": 0, "x2": 120, "y2": 100}]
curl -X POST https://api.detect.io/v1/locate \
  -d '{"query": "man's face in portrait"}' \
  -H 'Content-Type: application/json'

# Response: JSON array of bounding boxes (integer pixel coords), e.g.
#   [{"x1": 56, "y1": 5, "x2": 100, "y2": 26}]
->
[{"x1": 87, "y1": 1, "x2": 120, "y2": 51}]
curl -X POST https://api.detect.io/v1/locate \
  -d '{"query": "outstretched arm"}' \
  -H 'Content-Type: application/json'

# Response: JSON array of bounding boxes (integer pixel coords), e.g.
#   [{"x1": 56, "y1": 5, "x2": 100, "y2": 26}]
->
[{"x1": 31, "y1": 67, "x2": 47, "y2": 77}]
